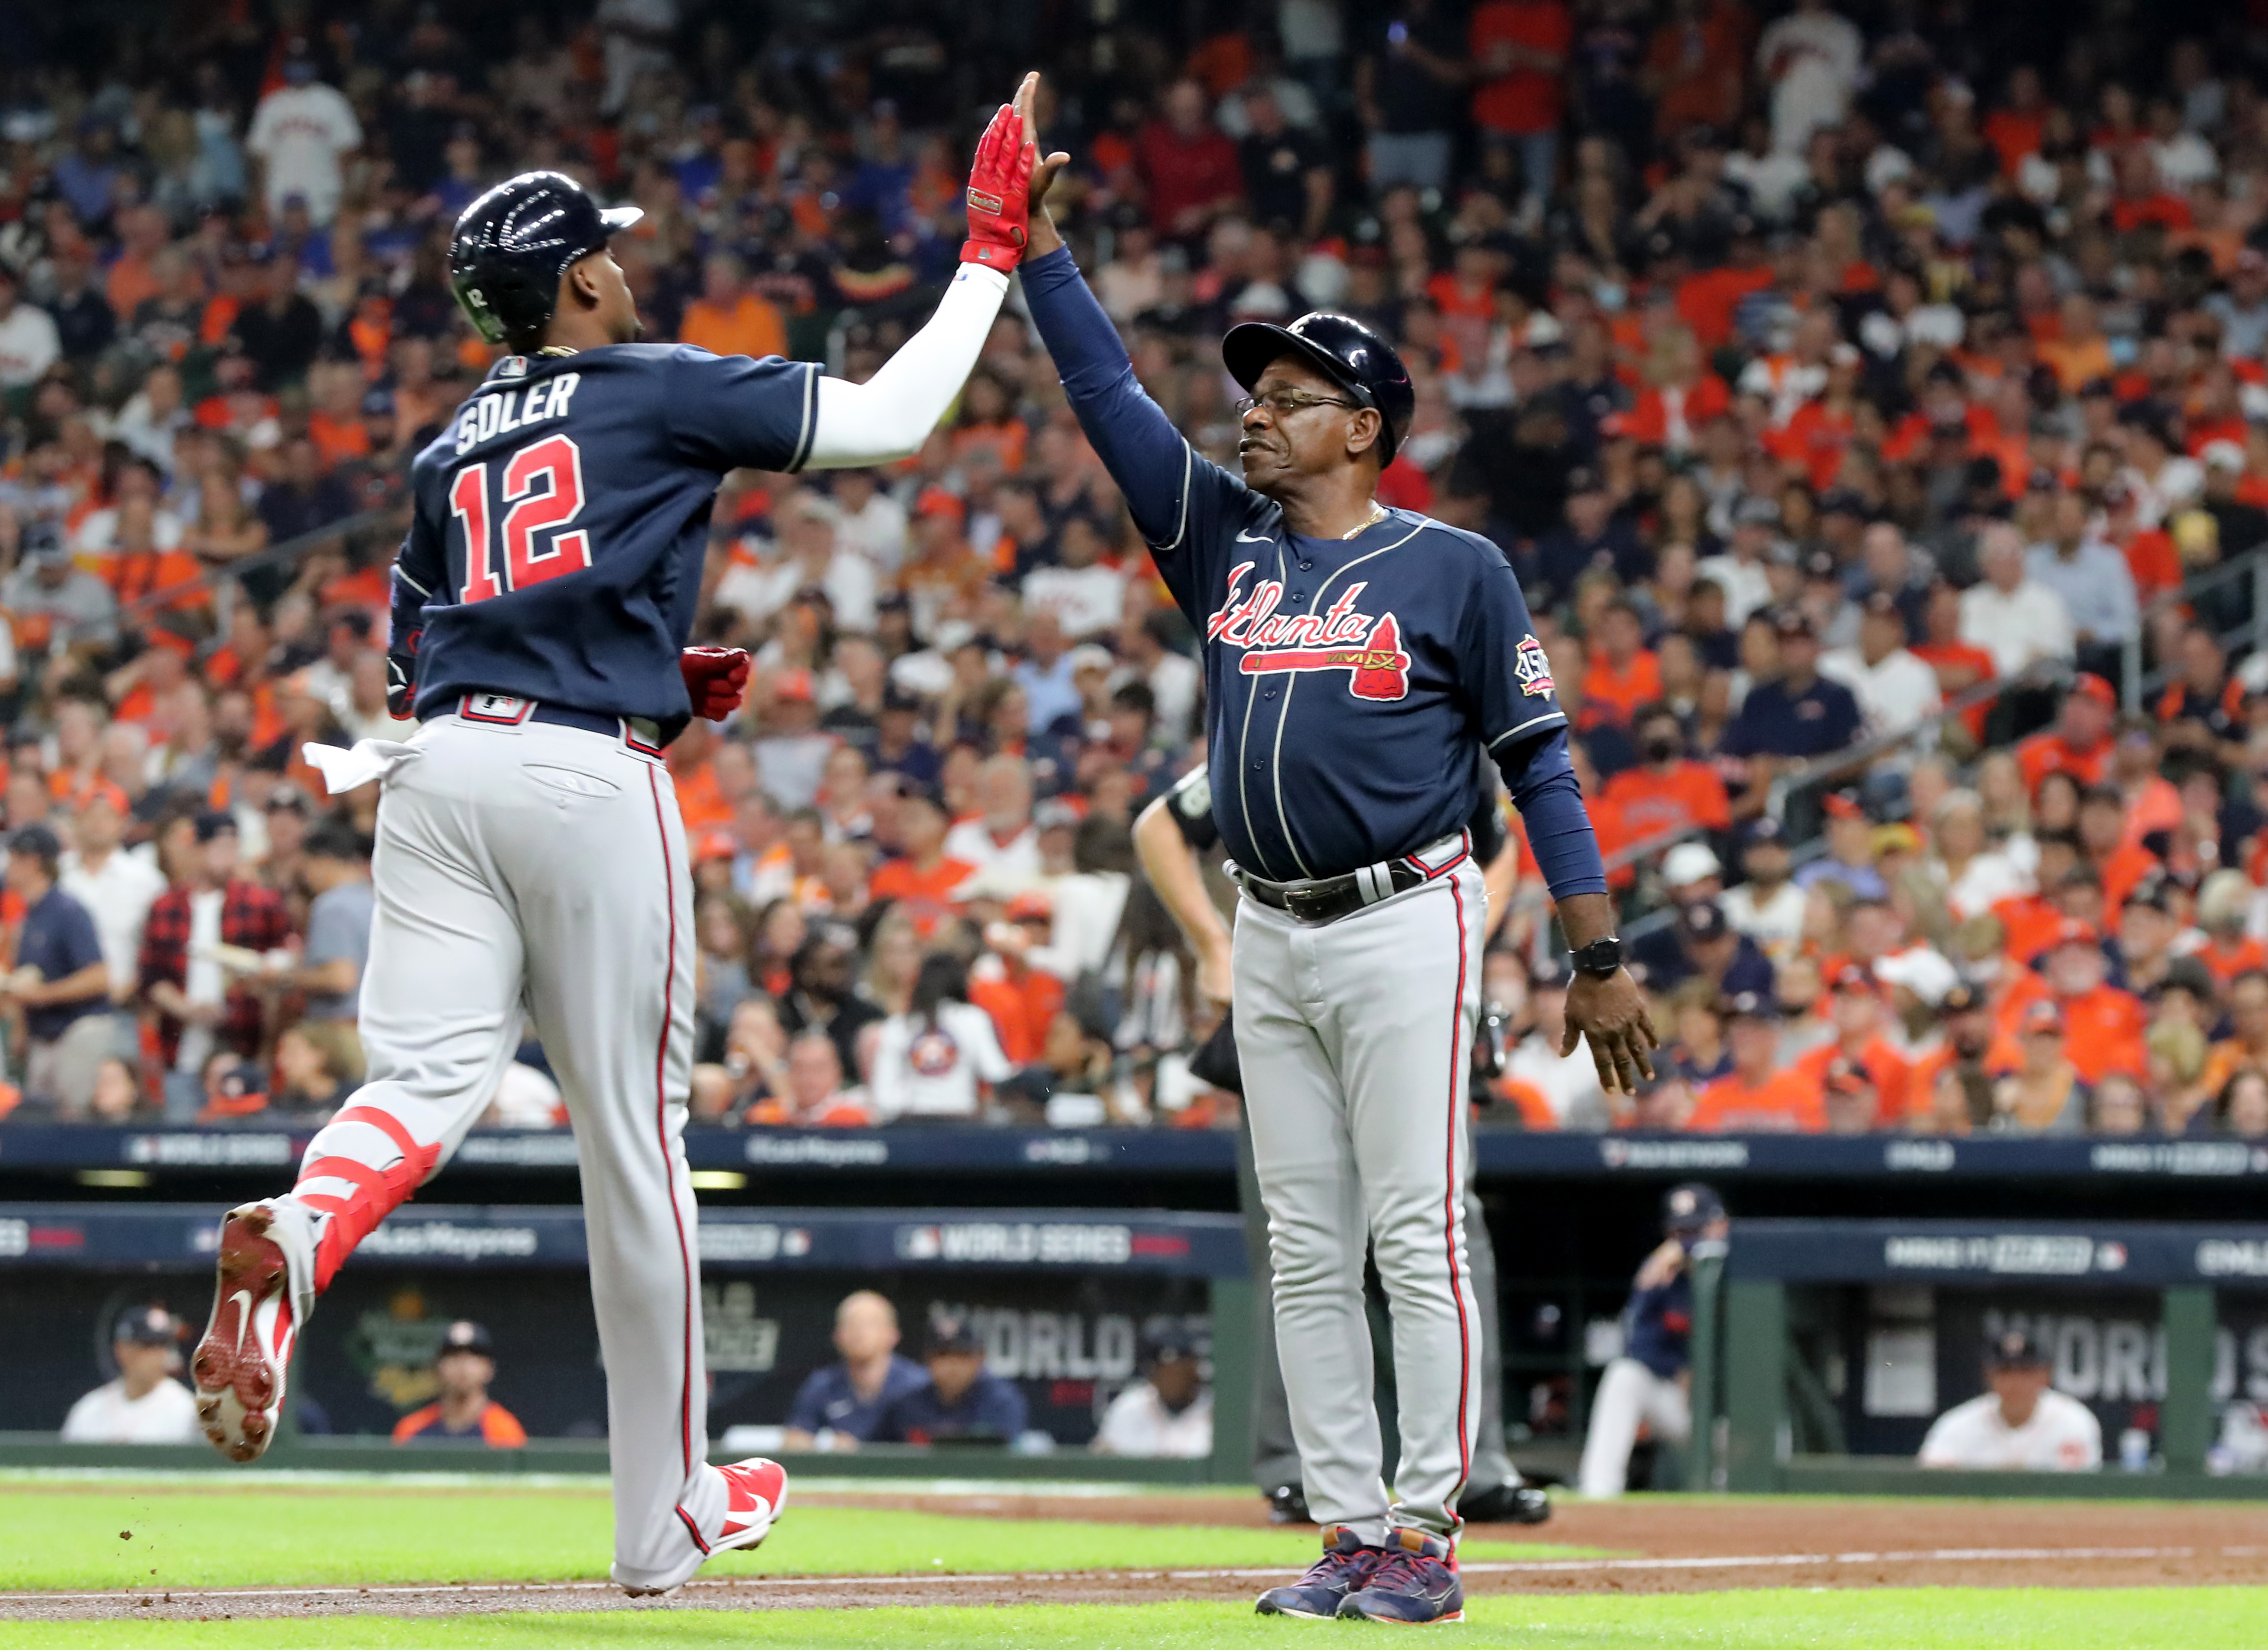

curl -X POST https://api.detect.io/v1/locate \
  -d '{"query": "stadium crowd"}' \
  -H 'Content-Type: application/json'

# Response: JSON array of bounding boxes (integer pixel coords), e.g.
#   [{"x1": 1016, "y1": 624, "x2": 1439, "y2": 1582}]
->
[{"x1": 1, "y1": 1, "x2": 2267, "y2": 1138}]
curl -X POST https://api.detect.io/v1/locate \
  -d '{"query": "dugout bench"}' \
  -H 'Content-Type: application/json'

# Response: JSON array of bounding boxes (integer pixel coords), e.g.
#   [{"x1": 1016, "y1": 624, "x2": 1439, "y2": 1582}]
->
[{"x1": 1687, "y1": 1219, "x2": 2268, "y2": 1498}]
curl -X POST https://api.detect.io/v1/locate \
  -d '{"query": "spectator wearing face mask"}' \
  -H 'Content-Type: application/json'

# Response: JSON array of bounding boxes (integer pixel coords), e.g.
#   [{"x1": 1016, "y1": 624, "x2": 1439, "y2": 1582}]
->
[{"x1": 1600, "y1": 705, "x2": 1729, "y2": 848}]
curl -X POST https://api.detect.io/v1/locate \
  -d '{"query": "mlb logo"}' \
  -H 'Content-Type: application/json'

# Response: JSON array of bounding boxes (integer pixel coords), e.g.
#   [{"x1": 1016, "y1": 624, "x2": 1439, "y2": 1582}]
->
[
  {"x1": 495, "y1": 356, "x2": 529, "y2": 379},
  {"x1": 461, "y1": 692, "x2": 534, "y2": 726}
]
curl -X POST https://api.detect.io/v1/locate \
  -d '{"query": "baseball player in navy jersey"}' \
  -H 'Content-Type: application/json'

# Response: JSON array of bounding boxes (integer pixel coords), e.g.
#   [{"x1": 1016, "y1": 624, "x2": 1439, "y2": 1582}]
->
[
  {"x1": 189, "y1": 103, "x2": 1037, "y2": 1596},
  {"x1": 1013, "y1": 78, "x2": 1653, "y2": 1624}
]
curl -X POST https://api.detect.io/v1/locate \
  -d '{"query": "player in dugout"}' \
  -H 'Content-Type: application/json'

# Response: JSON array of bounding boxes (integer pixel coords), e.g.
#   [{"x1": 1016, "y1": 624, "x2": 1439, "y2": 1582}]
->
[
  {"x1": 1576, "y1": 1184, "x2": 1726, "y2": 1497},
  {"x1": 1919, "y1": 1328, "x2": 2102, "y2": 1471},
  {"x1": 872, "y1": 1314, "x2": 1028, "y2": 1444},
  {"x1": 392, "y1": 1320, "x2": 528, "y2": 1447},
  {"x1": 781, "y1": 1289, "x2": 928, "y2": 1452}
]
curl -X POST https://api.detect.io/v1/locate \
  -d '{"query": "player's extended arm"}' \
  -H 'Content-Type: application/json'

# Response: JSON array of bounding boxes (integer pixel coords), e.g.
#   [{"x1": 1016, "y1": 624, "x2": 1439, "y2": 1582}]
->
[
  {"x1": 800, "y1": 266, "x2": 1010, "y2": 467},
  {"x1": 802, "y1": 94, "x2": 1033, "y2": 468},
  {"x1": 1133, "y1": 792, "x2": 1234, "y2": 1005}
]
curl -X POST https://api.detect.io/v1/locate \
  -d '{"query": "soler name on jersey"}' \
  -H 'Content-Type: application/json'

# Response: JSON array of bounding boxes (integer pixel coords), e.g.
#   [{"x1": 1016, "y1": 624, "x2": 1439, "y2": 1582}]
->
[{"x1": 453, "y1": 371, "x2": 583, "y2": 455}]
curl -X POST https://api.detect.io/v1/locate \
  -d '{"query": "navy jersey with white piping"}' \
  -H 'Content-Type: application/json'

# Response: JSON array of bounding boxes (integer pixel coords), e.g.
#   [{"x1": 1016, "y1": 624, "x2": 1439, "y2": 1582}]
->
[
  {"x1": 390, "y1": 344, "x2": 818, "y2": 740},
  {"x1": 1021, "y1": 247, "x2": 1600, "y2": 893}
]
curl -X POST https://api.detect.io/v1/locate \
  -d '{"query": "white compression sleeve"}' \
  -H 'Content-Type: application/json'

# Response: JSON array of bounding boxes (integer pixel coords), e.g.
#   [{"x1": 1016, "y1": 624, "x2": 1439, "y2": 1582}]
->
[{"x1": 801, "y1": 264, "x2": 1011, "y2": 469}]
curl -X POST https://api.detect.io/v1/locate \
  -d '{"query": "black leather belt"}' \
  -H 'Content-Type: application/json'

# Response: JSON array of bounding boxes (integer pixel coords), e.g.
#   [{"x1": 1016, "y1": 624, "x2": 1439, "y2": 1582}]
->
[
  {"x1": 1232, "y1": 831, "x2": 1468, "y2": 927},
  {"x1": 530, "y1": 703, "x2": 665, "y2": 746}
]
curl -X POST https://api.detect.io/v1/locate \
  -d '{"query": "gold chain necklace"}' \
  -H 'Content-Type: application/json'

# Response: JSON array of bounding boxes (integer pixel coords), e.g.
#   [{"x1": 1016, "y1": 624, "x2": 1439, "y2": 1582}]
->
[{"x1": 1342, "y1": 503, "x2": 1387, "y2": 540}]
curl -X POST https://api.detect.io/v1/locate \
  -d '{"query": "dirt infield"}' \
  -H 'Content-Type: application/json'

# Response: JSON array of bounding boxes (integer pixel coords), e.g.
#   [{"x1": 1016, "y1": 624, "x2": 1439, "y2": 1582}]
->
[{"x1": 6, "y1": 1492, "x2": 2266, "y2": 1621}]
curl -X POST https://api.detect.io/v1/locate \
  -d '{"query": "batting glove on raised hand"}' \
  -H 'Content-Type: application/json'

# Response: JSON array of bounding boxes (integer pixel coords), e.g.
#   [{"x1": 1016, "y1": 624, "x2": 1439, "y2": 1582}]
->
[
  {"x1": 681, "y1": 646, "x2": 752, "y2": 721},
  {"x1": 960, "y1": 99, "x2": 1033, "y2": 271}
]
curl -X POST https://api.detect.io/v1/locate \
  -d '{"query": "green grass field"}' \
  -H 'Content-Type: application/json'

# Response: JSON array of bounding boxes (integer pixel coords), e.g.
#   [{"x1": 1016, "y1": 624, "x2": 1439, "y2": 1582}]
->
[
  {"x1": 0, "y1": 1592, "x2": 2261, "y2": 1649},
  {"x1": 0, "y1": 1477, "x2": 1583, "y2": 1591},
  {"x1": 1, "y1": 1477, "x2": 2252, "y2": 1649}
]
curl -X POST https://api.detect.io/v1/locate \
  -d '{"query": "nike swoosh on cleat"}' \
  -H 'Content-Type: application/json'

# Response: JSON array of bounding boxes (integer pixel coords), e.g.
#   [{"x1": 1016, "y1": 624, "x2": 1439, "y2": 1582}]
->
[{"x1": 229, "y1": 1291, "x2": 254, "y2": 1352}]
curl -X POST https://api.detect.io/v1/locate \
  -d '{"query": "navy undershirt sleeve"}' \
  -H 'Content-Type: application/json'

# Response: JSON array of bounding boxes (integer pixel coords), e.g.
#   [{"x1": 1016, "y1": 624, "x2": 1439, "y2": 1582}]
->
[{"x1": 1496, "y1": 728, "x2": 1610, "y2": 902}]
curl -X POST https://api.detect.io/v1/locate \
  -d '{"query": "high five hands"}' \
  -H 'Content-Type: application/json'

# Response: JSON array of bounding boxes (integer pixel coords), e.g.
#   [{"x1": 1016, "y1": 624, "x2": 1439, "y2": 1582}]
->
[{"x1": 960, "y1": 72, "x2": 1080, "y2": 267}]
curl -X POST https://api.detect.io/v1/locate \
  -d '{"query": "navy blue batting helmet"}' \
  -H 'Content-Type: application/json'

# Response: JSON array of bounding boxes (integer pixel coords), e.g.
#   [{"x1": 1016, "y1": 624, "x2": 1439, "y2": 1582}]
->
[
  {"x1": 1222, "y1": 312, "x2": 1415, "y2": 464},
  {"x1": 449, "y1": 171, "x2": 643, "y2": 348}
]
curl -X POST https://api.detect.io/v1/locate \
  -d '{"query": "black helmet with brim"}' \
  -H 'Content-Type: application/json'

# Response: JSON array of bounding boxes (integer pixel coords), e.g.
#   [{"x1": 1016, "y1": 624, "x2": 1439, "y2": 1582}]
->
[
  {"x1": 1222, "y1": 311, "x2": 1415, "y2": 466},
  {"x1": 449, "y1": 171, "x2": 643, "y2": 348}
]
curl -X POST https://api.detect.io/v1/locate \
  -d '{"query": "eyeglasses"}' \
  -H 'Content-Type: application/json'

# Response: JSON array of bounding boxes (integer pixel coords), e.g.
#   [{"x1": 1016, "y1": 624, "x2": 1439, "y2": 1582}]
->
[{"x1": 1234, "y1": 390, "x2": 1361, "y2": 418}]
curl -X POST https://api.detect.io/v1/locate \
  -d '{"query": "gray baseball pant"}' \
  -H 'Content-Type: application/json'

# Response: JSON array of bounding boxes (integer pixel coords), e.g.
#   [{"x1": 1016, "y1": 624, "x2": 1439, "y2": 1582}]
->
[
  {"x1": 1578, "y1": 1357, "x2": 1691, "y2": 1496},
  {"x1": 1232, "y1": 846, "x2": 1485, "y2": 1543},
  {"x1": 1237, "y1": 1117, "x2": 1515, "y2": 1498},
  {"x1": 286, "y1": 708, "x2": 724, "y2": 1591}
]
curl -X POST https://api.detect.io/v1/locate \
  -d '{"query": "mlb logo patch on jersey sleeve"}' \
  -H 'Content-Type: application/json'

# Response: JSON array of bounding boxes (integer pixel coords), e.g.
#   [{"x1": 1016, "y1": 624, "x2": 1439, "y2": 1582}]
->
[{"x1": 1514, "y1": 634, "x2": 1555, "y2": 697}]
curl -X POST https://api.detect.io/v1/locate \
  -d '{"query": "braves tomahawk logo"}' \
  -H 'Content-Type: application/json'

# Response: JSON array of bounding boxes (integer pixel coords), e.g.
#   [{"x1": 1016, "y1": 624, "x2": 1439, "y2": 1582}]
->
[{"x1": 1206, "y1": 561, "x2": 1411, "y2": 701}]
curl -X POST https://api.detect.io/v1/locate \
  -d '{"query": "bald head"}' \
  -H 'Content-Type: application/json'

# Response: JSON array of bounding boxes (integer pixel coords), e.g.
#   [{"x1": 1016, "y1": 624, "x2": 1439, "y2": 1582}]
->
[{"x1": 833, "y1": 1289, "x2": 902, "y2": 1364}]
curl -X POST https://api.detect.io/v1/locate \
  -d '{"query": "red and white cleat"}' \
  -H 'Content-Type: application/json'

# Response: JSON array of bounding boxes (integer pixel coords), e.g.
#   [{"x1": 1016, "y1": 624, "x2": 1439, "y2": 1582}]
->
[
  {"x1": 619, "y1": 1459, "x2": 791, "y2": 1597},
  {"x1": 712, "y1": 1457, "x2": 789, "y2": 1555},
  {"x1": 192, "y1": 1204, "x2": 301, "y2": 1462}
]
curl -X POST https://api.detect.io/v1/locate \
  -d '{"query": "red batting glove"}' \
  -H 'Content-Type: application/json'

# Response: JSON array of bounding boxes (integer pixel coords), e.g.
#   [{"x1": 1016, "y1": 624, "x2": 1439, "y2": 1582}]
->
[
  {"x1": 680, "y1": 647, "x2": 752, "y2": 721},
  {"x1": 960, "y1": 101, "x2": 1033, "y2": 270}
]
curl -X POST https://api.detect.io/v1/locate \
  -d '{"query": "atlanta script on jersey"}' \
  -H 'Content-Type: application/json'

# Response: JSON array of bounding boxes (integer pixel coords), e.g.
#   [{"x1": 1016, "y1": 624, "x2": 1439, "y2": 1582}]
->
[
  {"x1": 392, "y1": 344, "x2": 819, "y2": 742},
  {"x1": 1208, "y1": 561, "x2": 1413, "y2": 702}
]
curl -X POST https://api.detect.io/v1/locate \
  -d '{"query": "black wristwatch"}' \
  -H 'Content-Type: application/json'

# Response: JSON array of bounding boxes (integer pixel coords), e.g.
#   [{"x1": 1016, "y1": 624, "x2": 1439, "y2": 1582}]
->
[{"x1": 1569, "y1": 937, "x2": 1623, "y2": 978}]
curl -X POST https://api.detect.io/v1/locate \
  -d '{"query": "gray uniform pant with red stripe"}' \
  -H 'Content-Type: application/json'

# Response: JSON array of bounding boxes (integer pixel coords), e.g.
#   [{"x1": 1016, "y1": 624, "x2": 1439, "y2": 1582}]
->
[
  {"x1": 1231, "y1": 847, "x2": 1485, "y2": 1544},
  {"x1": 290, "y1": 711, "x2": 724, "y2": 1591}
]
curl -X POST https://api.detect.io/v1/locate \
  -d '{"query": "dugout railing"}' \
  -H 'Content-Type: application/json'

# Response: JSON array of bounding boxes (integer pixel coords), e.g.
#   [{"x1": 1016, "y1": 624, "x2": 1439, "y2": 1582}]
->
[{"x1": 1684, "y1": 1218, "x2": 2268, "y2": 1498}]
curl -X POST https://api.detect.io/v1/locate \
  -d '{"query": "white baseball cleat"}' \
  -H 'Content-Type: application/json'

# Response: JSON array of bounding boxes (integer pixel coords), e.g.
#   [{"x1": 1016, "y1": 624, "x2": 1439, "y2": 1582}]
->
[{"x1": 192, "y1": 1203, "x2": 306, "y2": 1462}]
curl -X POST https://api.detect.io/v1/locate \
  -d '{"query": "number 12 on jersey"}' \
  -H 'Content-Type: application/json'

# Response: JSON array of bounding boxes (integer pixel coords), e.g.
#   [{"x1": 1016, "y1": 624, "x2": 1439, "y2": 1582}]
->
[{"x1": 447, "y1": 433, "x2": 594, "y2": 603}]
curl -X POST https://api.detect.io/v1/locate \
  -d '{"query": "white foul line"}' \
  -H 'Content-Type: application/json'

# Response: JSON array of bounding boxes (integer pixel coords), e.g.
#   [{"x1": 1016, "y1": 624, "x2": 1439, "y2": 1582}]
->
[{"x1": 0, "y1": 1543, "x2": 2250, "y2": 1609}]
